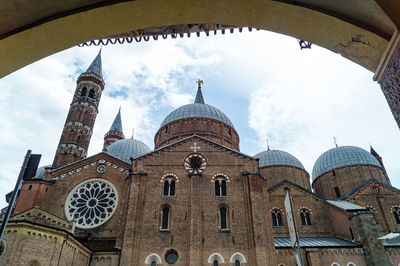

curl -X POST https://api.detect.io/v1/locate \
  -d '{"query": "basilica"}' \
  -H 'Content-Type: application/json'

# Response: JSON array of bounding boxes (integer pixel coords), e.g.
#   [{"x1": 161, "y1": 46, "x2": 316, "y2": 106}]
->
[{"x1": 1, "y1": 51, "x2": 400, "y2": 266}]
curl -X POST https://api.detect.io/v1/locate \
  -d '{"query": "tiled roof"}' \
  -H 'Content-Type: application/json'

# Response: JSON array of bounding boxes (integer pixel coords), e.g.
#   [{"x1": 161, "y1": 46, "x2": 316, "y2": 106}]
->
[
  {"x1": 312, "y1": 146, "x2": 382, "y2": 181},
  {"x1": 274, "y1": 236, "x2": 360, "y2": 248},
  {"x1": 326, "y1": 200, "x2": 366, "y2": 211},
  {"x1": 254, "y1": 150, "x2": 305, "y2": 170}
]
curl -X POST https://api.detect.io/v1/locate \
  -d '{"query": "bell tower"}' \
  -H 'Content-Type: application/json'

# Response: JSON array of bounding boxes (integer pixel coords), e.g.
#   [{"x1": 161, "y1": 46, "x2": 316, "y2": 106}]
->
[{"x1": 52, "y1": 50, "x2": 105, "y2": 168}]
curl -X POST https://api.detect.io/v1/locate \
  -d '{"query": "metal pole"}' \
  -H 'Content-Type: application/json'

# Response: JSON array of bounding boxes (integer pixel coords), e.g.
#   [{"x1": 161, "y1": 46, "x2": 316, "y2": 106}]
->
[
  {"x1": 286, "y1": 188, "x2": 304, "y2": 266},
  {"x1": 0, "y1": 150, "x2": 31, "y2": 242}
]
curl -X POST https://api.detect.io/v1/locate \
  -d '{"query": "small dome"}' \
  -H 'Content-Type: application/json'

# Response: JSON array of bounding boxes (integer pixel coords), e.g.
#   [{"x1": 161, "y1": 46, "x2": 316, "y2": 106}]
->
[
  {"x1": 254, "y1": 150, "x2": 306, "y2": 170},
  {"x1": 106, "y1": 138, "x2": 151, "y2": 163},
  {"x1": 312, "y1": 146, "x2": 382, "y2": 181},
  {"x1": 160, "y1": 103, "x2": 234, "y2": 128},
  {"x1": 34, "y1": 165, "x2": 51, "y2": 179}
]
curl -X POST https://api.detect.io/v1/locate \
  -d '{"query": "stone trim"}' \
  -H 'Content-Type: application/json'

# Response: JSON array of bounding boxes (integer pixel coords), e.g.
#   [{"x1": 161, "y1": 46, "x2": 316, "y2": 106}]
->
[
  {"x1": 160, "y1": 173, "x2": 180, "y2": 183},
  {"x1": 211, "y1": 172, "x2": 231, "y2": 183},
  {"x1": 53, "y1": 158, "x2": 129, "y2": 180}
]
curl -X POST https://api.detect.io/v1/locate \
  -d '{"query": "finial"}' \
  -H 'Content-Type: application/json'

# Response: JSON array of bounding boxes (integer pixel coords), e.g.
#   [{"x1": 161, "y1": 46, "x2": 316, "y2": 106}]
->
[
  {"x1": 131, "y1": 128, "x2": 135, "y2": 139},
  {"x1": 194, "y1": 80, "x2": 205, "y2": 104},
  {"x1": 266, "y1": 138, "x2": 270, "y2": 151},
  {"x1": 333, "y1": 136, "x2": 338, "y2": 147},
  {"x1": 197, "y1": 79, "x2": 203, "y2": 89}
]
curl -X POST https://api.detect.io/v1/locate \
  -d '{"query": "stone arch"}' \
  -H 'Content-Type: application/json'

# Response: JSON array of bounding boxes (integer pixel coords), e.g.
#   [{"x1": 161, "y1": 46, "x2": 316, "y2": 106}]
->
[
  {"x1": 331, "y1": 262, "x2": 340, "y2": 266},
  {"x1": 347, "y1": 263, "x2": 356, "y2": 266},
  {"x1": 207, "y1": 253, "x2": 225, "y2": 264},
  {"x1": 144, "y1": 253, "x2": 162, "y2": 264},
  {"x1": 160, "y1": 173, "x2": 179, "y2": 183},
  {"x1": 211, "y1": 173, "x2": 231, "y2": 183},
  {"x1": 0, "y1": 0, "x2": 389, "y2": 79},
  {"x1": 229, "y1": 252, "x2": 247, "y2": 263}
]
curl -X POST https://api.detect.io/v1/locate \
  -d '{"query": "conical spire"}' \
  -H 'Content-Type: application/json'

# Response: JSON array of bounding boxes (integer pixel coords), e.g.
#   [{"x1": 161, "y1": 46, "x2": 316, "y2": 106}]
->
[
  {"x1": 194, "y1": 79, "x2": 205, "y2": 104},
  {"x1": 85, "y1": 49, "x2": 102, "y2": 77},
  {"x1": 109, "y1": 107, "x2": 123, "y2": 133}
]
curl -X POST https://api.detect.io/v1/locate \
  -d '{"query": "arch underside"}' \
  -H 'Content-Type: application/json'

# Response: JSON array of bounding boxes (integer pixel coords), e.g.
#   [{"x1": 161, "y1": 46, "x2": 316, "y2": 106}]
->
[{"x1": 0, "y1": 0, "x2": 394, "y2": 78}]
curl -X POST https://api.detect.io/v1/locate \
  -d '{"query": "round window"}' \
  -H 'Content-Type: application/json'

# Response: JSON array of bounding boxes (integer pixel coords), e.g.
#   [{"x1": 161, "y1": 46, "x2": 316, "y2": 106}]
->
[
  {"x1": 65, "y1": 178, "x2": 118, "y2": 229},
  {"x1": 165, "y1": 250, "x2": 178, "y2": 264},
  {"x1": 184, "y1": 153, "x2": 207, "y2": 175}
]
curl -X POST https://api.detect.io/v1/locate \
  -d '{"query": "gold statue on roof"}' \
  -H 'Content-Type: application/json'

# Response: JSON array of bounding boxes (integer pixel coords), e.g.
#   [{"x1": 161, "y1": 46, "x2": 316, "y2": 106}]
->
[{"x1": 197, "y1": 79, "x2": 203, "y2": 88}]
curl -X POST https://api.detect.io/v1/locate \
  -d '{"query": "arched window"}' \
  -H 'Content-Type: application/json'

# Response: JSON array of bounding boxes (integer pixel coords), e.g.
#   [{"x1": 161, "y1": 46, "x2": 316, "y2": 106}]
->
[
  {"x1": 230, "y1": 252, "x2": 246, "y2": 265},
  {"x1": 207, "y1": 253, "x2": 225, "y2": 264},
  {"x1": 220, "y1": 207, "x2": 227, "y2": 230},
  {"x1": 161, "y1": 207, "x2": 170, "y2": 230},
  {"x1": 213, "y1": 261, "x2": 218, "y2": 266},
  {"x1": 300, "y1": 208, "x2": 311, "y2": 225},
  {"x1": 215, "y1": 177, "x2": 227, "y2": 196},
  {"x1": 272, "y1": 209, "x2": 283, "y2": 226},
  {"x1": 80, "y1": 87, "x2": 87, "y2": 96},
  {"x1": 393, "y1": 207, "x2": 400, "y2": 225},
  {"x1": 163, "y1": 177, "x2": 176, "y2": 196},
  {"x1": 144, "y1": 253, "x2": 162, "y2": 265},
  {"x1": 88, "y1": 89, "x2": 95, "y2": 98},
  {"x1": 77, "y1": 135, "x2": 81, "y2": 145}
]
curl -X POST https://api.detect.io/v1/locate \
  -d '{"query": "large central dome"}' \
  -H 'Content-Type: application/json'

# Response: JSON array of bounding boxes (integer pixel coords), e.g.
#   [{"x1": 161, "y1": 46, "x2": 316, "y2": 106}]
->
[
  {"x1": 154, "y1": 84, "x2": 239, "y2": 150},
  {"x1": 160, "y1": 103, "x2": 234, "y2": 128}
]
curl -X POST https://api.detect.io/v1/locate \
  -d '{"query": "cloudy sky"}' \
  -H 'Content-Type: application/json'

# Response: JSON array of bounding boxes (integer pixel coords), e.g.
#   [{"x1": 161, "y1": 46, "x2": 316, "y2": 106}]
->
[{"x1": 0, "y1": 30, "x2": 399, "y2": 208}]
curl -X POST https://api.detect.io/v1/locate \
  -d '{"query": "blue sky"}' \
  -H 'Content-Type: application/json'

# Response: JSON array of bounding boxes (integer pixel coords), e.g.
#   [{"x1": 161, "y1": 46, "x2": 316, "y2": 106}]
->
[{"x1": 0, "y1": 30, "x2": 399, "y2": 208}]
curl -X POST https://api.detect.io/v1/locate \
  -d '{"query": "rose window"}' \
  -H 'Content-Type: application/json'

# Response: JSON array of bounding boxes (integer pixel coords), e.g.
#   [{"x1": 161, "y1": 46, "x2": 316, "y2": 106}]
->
[
  {"x1": 65, "y1": 179, "x2": 118, "y2": 229},
  {"x1": 184, "y1": 153, "x2": 207, "y2": 175}
]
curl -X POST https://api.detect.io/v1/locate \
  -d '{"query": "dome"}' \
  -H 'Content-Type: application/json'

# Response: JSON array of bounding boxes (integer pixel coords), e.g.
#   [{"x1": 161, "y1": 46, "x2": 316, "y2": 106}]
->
[
  {"x1": 106, "y1": 138, "x2": 151, "y2": 163},
  {"x1": 254, "y1": 150, "x2": 306, "y2": 170},
  {"x1": 312, "y1": 146, "x2": 382, "y2": 181},
  {"x1": 160, "y1": 103, "x2": 234, "y2": 128}
]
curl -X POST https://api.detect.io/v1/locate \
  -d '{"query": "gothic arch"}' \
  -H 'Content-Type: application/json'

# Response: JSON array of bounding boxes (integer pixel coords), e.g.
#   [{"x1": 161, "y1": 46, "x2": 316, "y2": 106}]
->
[
  {"x1": 144, "y1": 253, "x2": 162, "y2": 264},
  {"x1": 207, "y1": 253, "x2": 225, "y2": 264},
  {"x1": 229, "y1": 252, "x2": 247, "y2": 263}
]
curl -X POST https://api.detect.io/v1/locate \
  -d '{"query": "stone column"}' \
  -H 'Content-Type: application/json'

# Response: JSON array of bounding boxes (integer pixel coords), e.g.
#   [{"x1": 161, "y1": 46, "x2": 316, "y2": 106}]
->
[
  {"x1": 350, "y1": 211, "x2": 390, "y2": 265},
  {"x1": 375, "y1": 31, "x2": 400, "y2": 129}
]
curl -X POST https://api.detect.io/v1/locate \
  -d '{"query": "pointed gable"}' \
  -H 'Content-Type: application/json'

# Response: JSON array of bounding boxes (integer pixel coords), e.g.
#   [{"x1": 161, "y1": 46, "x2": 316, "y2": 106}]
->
[
  {"x1": 341, "y1": 178, "x2": 400, "y2": 200},
  {"x1": 49, "y1": 152, "x2": 130, "y2": 181}
]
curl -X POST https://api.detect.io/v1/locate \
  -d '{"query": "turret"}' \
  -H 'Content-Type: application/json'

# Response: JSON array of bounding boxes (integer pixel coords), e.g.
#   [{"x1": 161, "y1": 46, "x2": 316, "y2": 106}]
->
[
  {"x1": 52, "y1": 50, "x2": 105, "y2": 168},
  {"x1": 103, "y1": 108, "x2": 125, "y2": 150}
]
